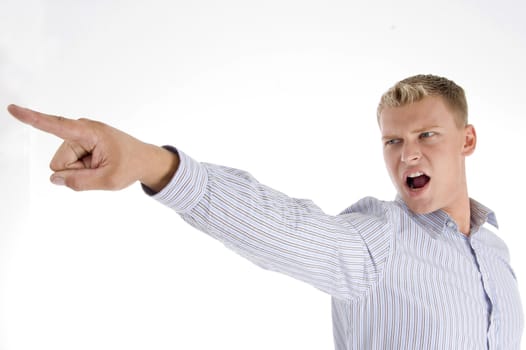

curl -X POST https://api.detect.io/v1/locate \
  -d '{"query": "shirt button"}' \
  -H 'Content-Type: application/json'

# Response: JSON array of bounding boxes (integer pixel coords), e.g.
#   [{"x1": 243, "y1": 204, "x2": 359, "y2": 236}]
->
[{"x1": 446, "y1": 221, "x2": 455, "y2": 228}]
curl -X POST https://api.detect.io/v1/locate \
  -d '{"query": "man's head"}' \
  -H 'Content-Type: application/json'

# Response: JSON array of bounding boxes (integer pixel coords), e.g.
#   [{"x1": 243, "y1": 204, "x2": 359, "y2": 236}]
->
[
  {"x1": 377, "y1": 74, "x2": 468, "y2": 128},
  {"x1": 377, "y1": 75, "x2": 477, "y2": 223}
]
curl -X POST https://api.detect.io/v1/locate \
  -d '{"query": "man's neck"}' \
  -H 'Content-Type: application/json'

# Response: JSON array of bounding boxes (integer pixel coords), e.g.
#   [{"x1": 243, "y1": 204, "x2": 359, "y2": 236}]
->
[{"x1": 444, "y1": 197, "x2": 471, "y2": 236}]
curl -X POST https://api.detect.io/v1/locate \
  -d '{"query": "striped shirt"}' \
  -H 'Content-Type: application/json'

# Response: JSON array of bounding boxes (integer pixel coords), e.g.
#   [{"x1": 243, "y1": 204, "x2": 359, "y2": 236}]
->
[{"x1": 146, "y1": 148, "x2": 524, "y2": 349}]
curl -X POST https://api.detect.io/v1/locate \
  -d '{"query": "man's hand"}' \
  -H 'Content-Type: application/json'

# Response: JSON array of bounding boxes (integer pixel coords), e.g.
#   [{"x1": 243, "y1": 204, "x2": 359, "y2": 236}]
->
[{"x1": 7, "y1": 104, "x2": 179, "y2": 192}]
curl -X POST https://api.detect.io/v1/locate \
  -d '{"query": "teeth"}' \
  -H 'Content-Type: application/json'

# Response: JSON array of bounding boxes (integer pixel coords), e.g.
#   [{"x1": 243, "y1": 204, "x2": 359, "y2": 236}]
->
[{"x1": 407, "y1": 171, "x2": 424, "y2": 178}]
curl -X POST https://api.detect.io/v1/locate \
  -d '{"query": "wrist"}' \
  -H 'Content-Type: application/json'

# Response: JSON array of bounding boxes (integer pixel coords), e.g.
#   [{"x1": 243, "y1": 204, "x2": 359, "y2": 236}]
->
[{"x1": 139, "y1": 144, "x2": 180, "y2": 193}]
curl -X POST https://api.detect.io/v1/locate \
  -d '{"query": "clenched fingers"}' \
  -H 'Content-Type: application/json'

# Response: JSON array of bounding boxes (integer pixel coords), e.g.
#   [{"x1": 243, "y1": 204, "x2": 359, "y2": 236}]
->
[{"x1": 50, "y1": 140, "x2": 93, "y2": 172}]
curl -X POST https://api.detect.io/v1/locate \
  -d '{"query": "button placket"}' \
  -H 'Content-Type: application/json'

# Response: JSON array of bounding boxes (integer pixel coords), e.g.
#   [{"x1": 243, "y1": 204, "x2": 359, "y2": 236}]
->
[{"x1": 469, "y1": 237, "x2": 496, "y2": 342}]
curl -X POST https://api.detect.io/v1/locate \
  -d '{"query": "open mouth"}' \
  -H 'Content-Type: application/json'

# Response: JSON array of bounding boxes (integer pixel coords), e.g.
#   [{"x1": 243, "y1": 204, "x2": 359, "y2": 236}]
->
[{"x1": 406, "y1": 171, "x2": 430, "y2": 190}]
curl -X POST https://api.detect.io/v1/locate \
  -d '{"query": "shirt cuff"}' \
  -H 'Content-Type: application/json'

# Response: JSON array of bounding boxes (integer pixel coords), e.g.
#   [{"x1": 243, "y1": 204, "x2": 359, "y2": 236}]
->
[{"x1": 142, "y1": 146, "x2": 208, "y2": 213}]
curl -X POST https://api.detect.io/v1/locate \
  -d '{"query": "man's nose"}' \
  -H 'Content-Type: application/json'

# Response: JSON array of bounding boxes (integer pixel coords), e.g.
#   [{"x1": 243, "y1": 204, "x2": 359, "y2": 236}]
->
[{"x1": 401, "y1": 142, "x2": 421, "y2": 163}]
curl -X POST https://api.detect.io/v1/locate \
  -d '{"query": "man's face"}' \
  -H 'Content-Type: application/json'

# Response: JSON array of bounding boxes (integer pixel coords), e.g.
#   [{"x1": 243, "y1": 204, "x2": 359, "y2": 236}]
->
[{"x1": 379, "y1": 96, "x2": 476, "y2": 216}]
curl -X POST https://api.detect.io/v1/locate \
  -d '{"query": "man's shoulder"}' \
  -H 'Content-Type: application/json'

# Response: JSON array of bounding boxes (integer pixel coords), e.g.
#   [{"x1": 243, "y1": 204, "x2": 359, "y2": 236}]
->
[
  {"x1": 339, "y1": 196, "x2": 402, "y2": 217},
  {"x1": 476, "y1": 224, "x2": 511, "y2": 261}
]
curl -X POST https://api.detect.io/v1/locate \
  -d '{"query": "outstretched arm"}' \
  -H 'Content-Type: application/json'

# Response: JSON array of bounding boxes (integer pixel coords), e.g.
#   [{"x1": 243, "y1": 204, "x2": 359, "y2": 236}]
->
[
  {"x1": 7, "y1": 104, "x2": 179, "y2": 192},
  {"x1": 8, "y1": 104, "x2": 392, "y2": 300}
]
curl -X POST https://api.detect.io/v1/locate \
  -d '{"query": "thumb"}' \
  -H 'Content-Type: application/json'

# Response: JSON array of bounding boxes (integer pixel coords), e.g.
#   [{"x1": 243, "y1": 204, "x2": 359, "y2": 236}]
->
[{"x1": 50, "y1": 168, "x2": 107, "y2": 191}]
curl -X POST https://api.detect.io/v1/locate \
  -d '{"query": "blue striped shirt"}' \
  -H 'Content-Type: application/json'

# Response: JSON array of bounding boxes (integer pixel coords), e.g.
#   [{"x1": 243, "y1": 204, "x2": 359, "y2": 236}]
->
[{"x1": 147, "y1": 148, "x2": 524, "y2": 349}]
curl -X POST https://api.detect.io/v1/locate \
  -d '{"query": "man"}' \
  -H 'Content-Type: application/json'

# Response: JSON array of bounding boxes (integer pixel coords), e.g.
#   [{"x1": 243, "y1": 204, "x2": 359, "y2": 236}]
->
[{"x1": 7, "y1": 74, "x2": 524, "y2": 349}]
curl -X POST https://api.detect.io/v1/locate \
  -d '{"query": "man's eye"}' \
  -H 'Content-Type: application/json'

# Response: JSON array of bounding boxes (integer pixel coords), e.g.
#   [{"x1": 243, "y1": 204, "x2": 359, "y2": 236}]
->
[
  {"x1": 420, "y1": 131, "x2": 435, "y2": 138},
  {"x1": 385, "y1": 139, "x2": 400, "y2": 146}
]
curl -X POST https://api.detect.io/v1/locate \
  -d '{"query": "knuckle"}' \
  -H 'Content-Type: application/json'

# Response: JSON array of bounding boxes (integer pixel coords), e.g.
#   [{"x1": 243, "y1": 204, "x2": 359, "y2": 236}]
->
[
  {"x1": 68, "y1": 182, "x2": 83, "y2": 192},
  {"x1": 49, "y1": 160, "x2": 59, "y2": 171},
  {"x1": 65, "y1": 177, "x2": 85, "y2": 191},
  {"x1": 77, "y1": 117, "x2": 104, "y2": 128},
  {"x1": 76, "y1": 117, "x2": 93, "y2": 125}
]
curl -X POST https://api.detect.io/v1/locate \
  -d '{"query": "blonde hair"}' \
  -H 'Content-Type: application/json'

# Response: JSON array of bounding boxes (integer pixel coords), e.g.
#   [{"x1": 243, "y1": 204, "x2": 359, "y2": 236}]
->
[{"x1": 377, "y1": 74, "x2": 468, "y2": 127}]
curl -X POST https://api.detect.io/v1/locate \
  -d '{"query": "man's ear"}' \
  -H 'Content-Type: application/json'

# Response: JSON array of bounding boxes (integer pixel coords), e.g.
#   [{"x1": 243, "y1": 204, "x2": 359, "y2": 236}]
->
[{"x1": 462, "y1": 124, "x2": 477, "y2": 156}]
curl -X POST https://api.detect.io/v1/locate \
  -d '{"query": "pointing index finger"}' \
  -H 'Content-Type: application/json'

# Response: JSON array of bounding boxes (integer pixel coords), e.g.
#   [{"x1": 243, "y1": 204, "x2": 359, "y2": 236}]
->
[{"x1": 7, "y1": 104, "x2": 82, "y2": 140}]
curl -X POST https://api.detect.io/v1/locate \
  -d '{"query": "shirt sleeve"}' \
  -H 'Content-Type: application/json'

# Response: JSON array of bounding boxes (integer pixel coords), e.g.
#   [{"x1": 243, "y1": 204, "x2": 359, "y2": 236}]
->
[{"x1": 145, "y1": 147, "x2": 391, "y2": 300}]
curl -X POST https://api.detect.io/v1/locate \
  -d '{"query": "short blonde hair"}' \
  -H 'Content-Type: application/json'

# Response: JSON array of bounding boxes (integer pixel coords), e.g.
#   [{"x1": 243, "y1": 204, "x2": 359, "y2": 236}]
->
[{"x1": 377, "y1": 74, "x2": 468, "y2": 127}]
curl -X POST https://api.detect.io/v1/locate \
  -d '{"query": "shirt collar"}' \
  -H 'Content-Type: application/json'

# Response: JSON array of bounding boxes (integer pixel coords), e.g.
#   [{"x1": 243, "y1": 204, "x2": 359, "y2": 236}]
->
[
  {"x1": 394, "y1": 196, "x2": 498, "y2": 237},
  {"x1": 469, "y1": 197, "x2": 499, "y2": 230}
]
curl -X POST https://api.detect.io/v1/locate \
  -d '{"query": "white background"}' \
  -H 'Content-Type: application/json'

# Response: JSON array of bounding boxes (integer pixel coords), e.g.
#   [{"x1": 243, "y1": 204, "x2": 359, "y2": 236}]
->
[{"x1": 1, "y1": 0, "x2": 525, "y2": 349}]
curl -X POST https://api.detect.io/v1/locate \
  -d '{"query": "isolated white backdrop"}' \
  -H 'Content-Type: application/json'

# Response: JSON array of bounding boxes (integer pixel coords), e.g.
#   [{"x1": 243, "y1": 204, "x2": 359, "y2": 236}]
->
[{"x1": 1, "y1": 0, "x2": 525, "y2": 349}]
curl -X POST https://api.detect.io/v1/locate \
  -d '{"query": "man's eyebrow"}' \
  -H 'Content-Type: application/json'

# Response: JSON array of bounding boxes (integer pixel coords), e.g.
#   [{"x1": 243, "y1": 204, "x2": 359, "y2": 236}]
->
[
  {"x1": 412, "y1": 125, "x2": 441, "y2": 133},
  {"x1": 381, "y1": 125, "x2": 442, "y2": 141},
  {"x1": 381, "y1": 134, "x2": 398, "y2": 141}
]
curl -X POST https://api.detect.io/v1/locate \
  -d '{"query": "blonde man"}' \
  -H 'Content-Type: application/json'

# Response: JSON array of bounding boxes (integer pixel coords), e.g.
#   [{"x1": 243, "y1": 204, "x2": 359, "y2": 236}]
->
[{"x1": 8, "y1": 74, "x2": 523, "y2": 349}]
